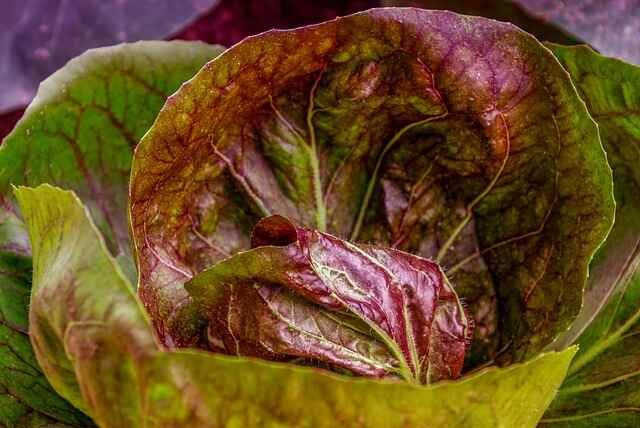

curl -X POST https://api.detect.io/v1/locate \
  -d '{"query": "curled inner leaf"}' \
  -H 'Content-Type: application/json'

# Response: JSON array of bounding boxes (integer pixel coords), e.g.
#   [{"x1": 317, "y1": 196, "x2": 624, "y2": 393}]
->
[
  {"x1": 186, "y1": 215, "x2": 473, "y2": 384},
  {"x1": 130, "y1": 9, "x2": 614, "y2": 366}
]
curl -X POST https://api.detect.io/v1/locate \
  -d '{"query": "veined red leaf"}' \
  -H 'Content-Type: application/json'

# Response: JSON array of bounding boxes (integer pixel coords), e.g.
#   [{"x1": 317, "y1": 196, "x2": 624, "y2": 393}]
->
[{"x1": 187, "y1": 215, "x2": 472, "y2": 383}]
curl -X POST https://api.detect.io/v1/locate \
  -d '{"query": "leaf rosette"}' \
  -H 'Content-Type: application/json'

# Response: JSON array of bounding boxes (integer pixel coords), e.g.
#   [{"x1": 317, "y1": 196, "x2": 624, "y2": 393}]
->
[{"x1": 0, "y1": 7, "x2": 617, "y2": 428}]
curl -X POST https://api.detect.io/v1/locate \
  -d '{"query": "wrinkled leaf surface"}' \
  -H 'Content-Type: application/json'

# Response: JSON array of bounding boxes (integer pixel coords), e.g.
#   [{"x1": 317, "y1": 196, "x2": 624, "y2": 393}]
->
[{"x1": 130, "y1": 8, "x2": 614, "y2": 365}]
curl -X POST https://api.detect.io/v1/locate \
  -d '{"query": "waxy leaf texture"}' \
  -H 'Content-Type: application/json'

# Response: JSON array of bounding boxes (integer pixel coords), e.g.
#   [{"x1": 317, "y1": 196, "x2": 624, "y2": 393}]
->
[
  {"x1": 187, "y1": 215, "x2": 472, "y2": 383},
  {"x1": 130, "y1": 8, "x2": 614, "y2": 366},
  {"x1": 16, "y1": 183, "x2": 577, "y2": 427}
]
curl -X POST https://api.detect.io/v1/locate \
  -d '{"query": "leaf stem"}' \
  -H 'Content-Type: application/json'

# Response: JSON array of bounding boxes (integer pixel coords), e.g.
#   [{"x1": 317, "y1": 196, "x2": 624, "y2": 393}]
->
[
  {"x1": 560, "y1": 367, "x2": 640, "y2": 395},
  {"x1": 566, "y1": 238, "x2": 640, "y2": 376},
  {"x1": 540, "y1": 407, "x2": 640, "y2": 423},
  {"x1": 319, "y1": 270, "x2": 416, "y2": 383},
  {"x1": 366, "y1": 318, "x2": 416, "y2": 383},
  {"x1": 212, "y1": 146, "x2": 271, "y2": 217},
  {"x1": 445, "y1": 170, "x2": 557, "y2": 275},
  {"x1": 402, "y1": 298, "x2": 421, "y2": 381}
]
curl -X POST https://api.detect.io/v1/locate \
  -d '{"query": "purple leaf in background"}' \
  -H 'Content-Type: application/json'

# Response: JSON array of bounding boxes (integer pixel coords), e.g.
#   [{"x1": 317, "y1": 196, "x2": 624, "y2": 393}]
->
[
  {"x1": 171, "y1": 0, "x2": 379, "y2": 47},
  {"x1": 0, "y1": 0, "x2": 219, "y2": 113},
  {"x1": 381, "y1": 0, "x2": 578, "y2": 46},
  {"x1": 513, "y1": 0, "x2": 640, "y2": 64}
]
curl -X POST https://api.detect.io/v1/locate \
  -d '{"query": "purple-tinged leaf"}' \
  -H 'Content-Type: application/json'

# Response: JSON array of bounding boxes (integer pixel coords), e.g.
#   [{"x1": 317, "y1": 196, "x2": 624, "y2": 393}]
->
[
  {"x1": 130, "y1": 9, "x2": 613, "y2": 366},
  {"x1": 187, "y1": 215, "x2": 472, "y2": 383},
  {"x1": 381, "y1": 0, "x2": 579, "y2": 45},
  {"x1": 362, "y1": 246, "x2": 472, "y2": 381}
]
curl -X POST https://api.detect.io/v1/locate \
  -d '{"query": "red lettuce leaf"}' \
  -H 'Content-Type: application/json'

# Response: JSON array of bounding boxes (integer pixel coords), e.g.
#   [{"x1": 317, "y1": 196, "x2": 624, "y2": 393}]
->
[
  {"x1": 186, "y1": 215, "x2": 472, "y2": 383},
  {"x1": 130, "y1": 8, "x2": 613, "y2": 367}
]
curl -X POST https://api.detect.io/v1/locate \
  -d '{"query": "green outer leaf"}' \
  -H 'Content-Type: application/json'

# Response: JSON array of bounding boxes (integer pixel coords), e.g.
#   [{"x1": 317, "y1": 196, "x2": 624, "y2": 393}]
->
[
  {"x1": 544, "y1": 43, "x2": 640, "y2": 424},
  {"x1": 15, "y1": 184, "x2": 158, "y2": 427},
  {"x1": 0, "y1": 326, "x2": 81, "y2": 428},
  {"x1": 142, "y1": 347, "x2": 576, "y2": 428},
  {"x1": 0, "y1": 40, "x2": 223, "y2": 427},
  {"x1": 1, "y1": 171, "x2": 91, "y2": 427},
  {"x1": 0, "y1": 252, "x2": 92, "y2": 427},
  {"x1": 18, "y1": 184, "x2": 576, "y2": 428},
  {"x1": 0, "y1": 40, "x2": 224, "y2": 257},
  {"x1": 129, "y1": 8, "x2": 614, "y2": 363},
  {"x1": 541, "y1": 45, "x2": 640, "y2": 426},
  {"x1": 549, "y1": 44, "x2": 640, "y2": 350},
  {"x1": 0, "y1": 42, "x2": 222, "y2": 426}
]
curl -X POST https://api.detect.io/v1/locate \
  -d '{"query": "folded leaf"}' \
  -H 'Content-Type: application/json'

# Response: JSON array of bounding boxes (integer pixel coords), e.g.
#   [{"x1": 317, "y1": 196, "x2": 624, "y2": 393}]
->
[
  {"x1": 191, "y1": 272, "x2": 400, "y2": 378},
  {"x1": 187, "y1": 215, "x2": 471, "y2": 383},
  {"x1": 1, "y1": 178, "x2": 92, "y2": 427},
  {"x1": 541, "y1": 45, "x2": 640, "y2": 426},
  {"x1": 130, "y1": 8, "x2": 614, "y2": 366},
  {"x1": 15, "y1": 184, "x2": 158, "y2": 427},
  {"x1": 18, "y1": 183, "x2": 576, "y2": 427},
  {"x1": 363, "y1": 245, "x2": 472, "y2": 382}
]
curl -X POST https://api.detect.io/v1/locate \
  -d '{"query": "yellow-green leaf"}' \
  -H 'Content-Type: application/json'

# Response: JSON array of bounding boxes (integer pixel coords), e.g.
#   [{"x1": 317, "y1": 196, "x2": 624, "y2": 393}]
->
[{"x1": 17, "y1": 184, "x2": 575, "y2": 427}]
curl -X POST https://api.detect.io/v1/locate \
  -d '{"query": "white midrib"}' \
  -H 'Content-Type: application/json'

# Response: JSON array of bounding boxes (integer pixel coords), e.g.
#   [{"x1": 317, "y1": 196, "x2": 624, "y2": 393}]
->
[{"x1": 311, "y1": 246, "x2": 419, "y2": 383}]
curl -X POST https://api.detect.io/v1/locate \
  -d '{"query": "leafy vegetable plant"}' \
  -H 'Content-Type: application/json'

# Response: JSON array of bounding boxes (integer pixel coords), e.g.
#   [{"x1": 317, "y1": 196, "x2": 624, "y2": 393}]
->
[{"x1": 1, "y1": 6, "x2": 638, "y2": 428}]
